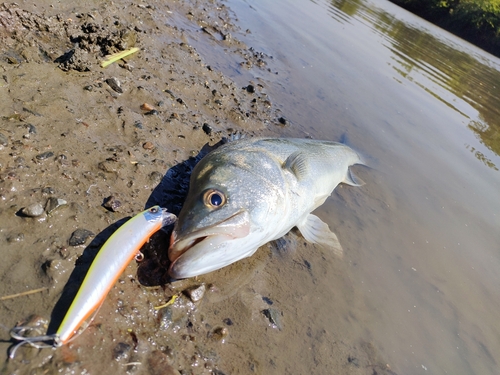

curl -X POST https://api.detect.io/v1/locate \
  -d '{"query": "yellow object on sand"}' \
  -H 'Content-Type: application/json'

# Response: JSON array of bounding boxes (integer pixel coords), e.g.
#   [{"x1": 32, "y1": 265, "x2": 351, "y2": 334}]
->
[
  {"x1": 154, "y1": 294, "x2": 179, "y2": 310},
  {"x1": 100, "y1": 47, "x2": 139, "y2": 68}
]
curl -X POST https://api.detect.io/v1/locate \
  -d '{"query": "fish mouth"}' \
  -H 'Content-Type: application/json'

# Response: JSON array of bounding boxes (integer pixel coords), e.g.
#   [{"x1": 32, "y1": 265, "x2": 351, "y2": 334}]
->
[
  {"x1": 168, "y1": 211, "x2": 250, "y2": 262},
  {"x1": 167, "y1": 210, "x2": 251, "y2": 279}
]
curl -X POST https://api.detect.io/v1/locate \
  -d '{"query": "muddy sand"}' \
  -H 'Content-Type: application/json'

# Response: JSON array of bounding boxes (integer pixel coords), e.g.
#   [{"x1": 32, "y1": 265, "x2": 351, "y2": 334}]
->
[{"x1": 0, "y1": 1, "x2": 393, "y2": 374}]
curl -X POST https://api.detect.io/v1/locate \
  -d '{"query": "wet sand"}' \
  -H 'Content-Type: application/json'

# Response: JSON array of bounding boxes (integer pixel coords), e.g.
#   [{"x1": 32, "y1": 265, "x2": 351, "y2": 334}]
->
[{"x1": 0, "y1": 0, "x2": 388, "y2": 374}]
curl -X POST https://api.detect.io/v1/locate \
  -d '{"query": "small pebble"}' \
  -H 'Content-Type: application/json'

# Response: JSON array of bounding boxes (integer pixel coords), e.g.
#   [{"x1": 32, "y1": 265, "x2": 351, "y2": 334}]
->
[
  {"x1": 245, "y1": 84, "x2": 255, "y2": 93},
  {"x1": 164, "y1": 89, "x2": 176, "y2": 99},
  {"x1": 223, "y1": 318, "x2": 233, "y2": 326},
  {"x1": 45, "y1": 197, "x2": 68, "y2": 215},
  {"x1": 14, "y1": 157, "x2": 25, "y2": 166},
  {"x1": 140, "y1": 103, "x2": 155, "y2": 111},
  {"x1": 15, "y1": 315, "x2": 48, "y2": 331},
  {"x1": 68, "y1": 228, "x2": 95, "y2": 246},
  {"x1": 278, "y1": 117, "x2": 288, "y2": 126},
  {"x1": 348, "y1": 356, "x2": 360, "y2": 367},
  {"x1": 7, "y1": 56, "x2": 19, "y2": 64},
  {"x1": 98, "y1": 160, "x2": 118, "y2": 173},
  {"x1": 149, "y1": 171, "x2": 163, "y2": 184},
  {"x1": 113, "y1": 342, "x2": 131, "y2": 361},
  {"x1": 7, "y1": 233, "x2": 24, "y2": 243},
  {"x1": 103, "y1": 195, "x2": 121, "y2": 212},
  {"x1": 262, "y1": 296, "x2": 273, "y2": 305},
  {"x1": 36, "y1": 151, "x2": 54, "y2": 161},
  {"x1": 144, "y1": 109, "x2": 159, "y2": 116},
  {"x1": 184, "y1": 284, "x2": 206, "y2": 302},
  {"x1": 21, "y1": 202, "x2": 45, "y2": 217},
  {"x1": 0, "y1": 133, "x2": 8, "y2": 147},
  {"x1": 202, "y1": 123, "x2": 212, "y2": 135},
  {"x1": 261, "y1": 308, "x2": 283, "y2": 330},
  {"x1": 143, "y1": 141, "x2": 154, "y2": 150},
  {"x1": 272, "y1": 237, "x2": 288, "y2": 256},
  {"x1": 26, "y1": 124, "x2": 37, "y2": 134},
  {"x1": 42, "y1": 187, "x2": 56, "y2": 195},
  {"x1": 105, "y1": 77, "x2": 123, "y2": 93}
]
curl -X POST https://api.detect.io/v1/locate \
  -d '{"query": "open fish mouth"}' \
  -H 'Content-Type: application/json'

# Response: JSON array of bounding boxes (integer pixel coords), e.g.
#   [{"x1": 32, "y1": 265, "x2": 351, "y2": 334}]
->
[
  {"x1": 168, "y1": 210, "x2": 251, "y2": 263},
  {"x1": 168, "y1": 233, "x2": 234, "y2": 279}
]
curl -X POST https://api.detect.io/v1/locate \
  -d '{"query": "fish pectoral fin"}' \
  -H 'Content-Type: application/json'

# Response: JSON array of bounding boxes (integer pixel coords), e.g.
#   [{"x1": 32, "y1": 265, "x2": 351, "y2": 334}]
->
[
  {"x1": 297, "y1": 214, "x2": 343, "y2": 257},
  {"x1": 343, "y1": 167, "x2": 364, "y2": 186},
  {"x1": 283, "y1": 151, "x2": 309, "y2": 180}
]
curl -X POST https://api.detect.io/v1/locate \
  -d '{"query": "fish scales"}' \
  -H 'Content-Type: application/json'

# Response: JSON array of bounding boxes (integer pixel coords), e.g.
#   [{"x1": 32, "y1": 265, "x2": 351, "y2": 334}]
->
[{"x1": 168, "y1": 137, "x2": 364, "y2": 278}]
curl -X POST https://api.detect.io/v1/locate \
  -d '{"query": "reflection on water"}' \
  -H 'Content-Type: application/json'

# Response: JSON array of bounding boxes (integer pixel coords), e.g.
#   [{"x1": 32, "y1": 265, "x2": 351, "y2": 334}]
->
[
  {"x1": 326, "y1": 0, "x2": 500, "y2": 170},
  {"x1": 468, "y1": 121, "x2": 500, "y2": 170}
]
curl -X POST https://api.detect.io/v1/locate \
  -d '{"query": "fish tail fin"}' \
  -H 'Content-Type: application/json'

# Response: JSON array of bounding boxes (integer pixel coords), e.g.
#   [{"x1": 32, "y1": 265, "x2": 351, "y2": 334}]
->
[{"x1": 297, "y1": 214, "x2": 343, "y2": 257}]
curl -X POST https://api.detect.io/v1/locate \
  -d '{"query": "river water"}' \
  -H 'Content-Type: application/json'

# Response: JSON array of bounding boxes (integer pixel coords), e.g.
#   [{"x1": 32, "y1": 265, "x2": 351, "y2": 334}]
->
[{"x1": 194, "y1": 0, "x2": 500, "y2": 373}]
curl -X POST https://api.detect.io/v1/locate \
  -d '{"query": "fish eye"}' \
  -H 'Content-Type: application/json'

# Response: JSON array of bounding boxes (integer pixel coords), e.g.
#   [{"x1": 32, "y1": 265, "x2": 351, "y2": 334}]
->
[
  {"x1": 149, "y1": 207, "x2": 158, "y2": 213},
  {"x1": 204, "y1": 189, "x2": 226, "y2": 208}
]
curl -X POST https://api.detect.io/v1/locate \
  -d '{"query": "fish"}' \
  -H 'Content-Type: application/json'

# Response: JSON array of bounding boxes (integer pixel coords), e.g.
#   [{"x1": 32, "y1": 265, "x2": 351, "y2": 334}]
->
[
  {"x1": 9, "y1": 206, "x2": 176, "y2": 356},
  {"x1": 168, "y1": 137, "x2": 364, "y2": 279}
]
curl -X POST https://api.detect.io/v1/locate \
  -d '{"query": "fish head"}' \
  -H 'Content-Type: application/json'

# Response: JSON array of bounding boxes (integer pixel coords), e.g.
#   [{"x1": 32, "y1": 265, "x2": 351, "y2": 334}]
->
[{"x1": 168, "y1": 150, "x2": 279, "y2": 278}]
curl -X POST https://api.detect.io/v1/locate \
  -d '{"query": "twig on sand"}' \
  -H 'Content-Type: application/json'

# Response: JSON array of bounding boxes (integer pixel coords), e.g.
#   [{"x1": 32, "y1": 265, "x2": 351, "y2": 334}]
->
[
  {"x1": 154, "y1": 293, "x2": 179, "y2": 310},
  {"x1": 0, "y1": 287, "x2": 48, "y2": 301}
]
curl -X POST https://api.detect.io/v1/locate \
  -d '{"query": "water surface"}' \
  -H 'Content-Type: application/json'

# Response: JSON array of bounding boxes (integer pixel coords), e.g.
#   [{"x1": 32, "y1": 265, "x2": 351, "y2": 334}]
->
[{"x1": 196, "y1": 0, "x2": 500, "y2": 373}]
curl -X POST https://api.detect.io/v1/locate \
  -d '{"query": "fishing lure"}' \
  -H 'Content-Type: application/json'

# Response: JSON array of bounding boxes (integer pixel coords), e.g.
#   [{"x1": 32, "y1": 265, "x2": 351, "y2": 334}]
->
[{"x1": 9, "y1": 206, "x2": 176, "y2": 357}]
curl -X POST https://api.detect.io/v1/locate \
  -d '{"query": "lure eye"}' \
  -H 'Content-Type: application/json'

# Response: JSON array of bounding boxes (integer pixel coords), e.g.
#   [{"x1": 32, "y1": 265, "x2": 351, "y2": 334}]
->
[
  {"x1": 149, "y1": 207, "x2": 158, "y2": 213},
  {"x1": 204, "y1": 189, "x2": 226, "y2": 208}
]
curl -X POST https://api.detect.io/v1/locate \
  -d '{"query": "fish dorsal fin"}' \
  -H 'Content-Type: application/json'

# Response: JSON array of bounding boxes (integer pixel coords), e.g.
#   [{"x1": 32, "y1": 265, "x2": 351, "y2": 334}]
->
[
  {"x1": 283, "y1": 151, "x2": 309, "y2": 180},
  {"x1": 343, "y1": 168, "x2": 364, "y2": 187},
  {"x1": 296, "y1": 214, "x2": 343, "y2": 257}
]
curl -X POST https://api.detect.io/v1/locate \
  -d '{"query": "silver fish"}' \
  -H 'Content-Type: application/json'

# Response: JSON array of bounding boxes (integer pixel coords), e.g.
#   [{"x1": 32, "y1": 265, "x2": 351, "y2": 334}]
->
[{"x1": 168, "y1": 138, "x2": 364, "y2": 278}]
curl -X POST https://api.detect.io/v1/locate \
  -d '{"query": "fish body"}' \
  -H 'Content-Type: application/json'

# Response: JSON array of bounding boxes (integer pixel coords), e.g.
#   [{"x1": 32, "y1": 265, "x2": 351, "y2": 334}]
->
[{"x1": 168, "y1": 138, "x2": 363, "y2": 279}]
